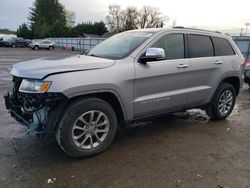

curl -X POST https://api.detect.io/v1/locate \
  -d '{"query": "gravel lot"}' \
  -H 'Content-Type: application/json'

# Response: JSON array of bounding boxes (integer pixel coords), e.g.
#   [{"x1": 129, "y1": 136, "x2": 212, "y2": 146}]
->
[{"x1": 0, "y1": 48, "x2": 250, "y2": 188}]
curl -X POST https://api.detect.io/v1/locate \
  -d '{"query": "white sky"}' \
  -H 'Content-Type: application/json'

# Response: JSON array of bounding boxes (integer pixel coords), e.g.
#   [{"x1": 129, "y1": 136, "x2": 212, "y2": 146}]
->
[{"x1": 1, "y1": 0, "x2": 250, "y2": 34}]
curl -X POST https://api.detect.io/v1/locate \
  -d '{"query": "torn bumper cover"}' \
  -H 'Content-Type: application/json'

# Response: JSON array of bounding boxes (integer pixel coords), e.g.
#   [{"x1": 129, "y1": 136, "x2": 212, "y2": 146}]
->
[{"x1": 4, "y1": 85, "x2": 67, "y2": 134}]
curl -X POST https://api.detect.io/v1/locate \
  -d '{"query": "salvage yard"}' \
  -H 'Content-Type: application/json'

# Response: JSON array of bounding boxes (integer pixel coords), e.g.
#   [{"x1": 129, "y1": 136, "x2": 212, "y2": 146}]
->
[{"x1": 0, "y1": 48, "x2": 250, "y2": 188}]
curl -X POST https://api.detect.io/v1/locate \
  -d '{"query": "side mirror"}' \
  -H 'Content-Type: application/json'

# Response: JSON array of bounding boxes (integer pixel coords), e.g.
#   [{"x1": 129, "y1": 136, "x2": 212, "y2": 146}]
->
[{"x1": 140, "y1": 47, "x2": 165, "y2": 63}]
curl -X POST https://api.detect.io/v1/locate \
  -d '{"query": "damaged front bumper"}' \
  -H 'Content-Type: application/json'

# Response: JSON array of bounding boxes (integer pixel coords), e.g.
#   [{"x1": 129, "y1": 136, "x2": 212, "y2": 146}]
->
[{"x1": 4, "y1": 81, "x2": 67, "y2": 134}]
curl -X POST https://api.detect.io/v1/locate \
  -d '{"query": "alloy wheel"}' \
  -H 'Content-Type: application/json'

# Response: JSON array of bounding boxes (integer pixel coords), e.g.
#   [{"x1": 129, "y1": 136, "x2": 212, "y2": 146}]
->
[{"x1": 72, "y1": 110, "x2": 110, "y2": 149}]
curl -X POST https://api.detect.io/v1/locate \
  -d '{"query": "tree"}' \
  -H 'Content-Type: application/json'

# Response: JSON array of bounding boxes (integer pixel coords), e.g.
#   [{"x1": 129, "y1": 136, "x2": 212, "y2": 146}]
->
[
  {"x1": 106, "y1": 5, "x2": 124, "y2": 32},
  {"x1": 123, "y1": 7, "x2": 138, "y2": 31},
  {"x1": 28, "y1": 0, "x2": 71, "y2": 38},
  {"x1": 106, "y1": 5, "x2": 168, "y2": 31},
  {"x1": 65, "y1": 10, "x2": 76, "y2": 27},
  {"x1": 16, "y1": 23, "x2": 33, "y2": 38},
  {"x1": 137, "y1": 6, "x2": 166, "y2": 28},
  {"x1": 73, "y1": 21, "x2": 108, "y2": 36},
  {"x1": 0, "y1": 29, "x2": 16, "y2": 34}
]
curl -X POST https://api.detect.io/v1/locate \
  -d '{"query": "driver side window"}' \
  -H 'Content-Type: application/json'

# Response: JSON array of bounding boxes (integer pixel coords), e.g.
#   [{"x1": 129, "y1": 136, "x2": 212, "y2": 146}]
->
[{"x1": 152, "y1": 33, "x2": 184, "y2": 60}]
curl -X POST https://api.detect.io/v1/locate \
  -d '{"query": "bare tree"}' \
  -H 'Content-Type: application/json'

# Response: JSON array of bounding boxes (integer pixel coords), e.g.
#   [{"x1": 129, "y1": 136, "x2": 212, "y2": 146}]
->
[
  {"x1": 123, "y1": 6, "x2": 138, "y2": 30},
  {"x1": 106, "y1": 5, "x2": 124, "y2": 32},
  {"x1": 136, "y1": 6, "x2": 167, "y2": 28},
  {"x1": 106, "y1": 5, "x2": 168, "y2": 31},
  {"x1": 66, "y1": 10, "x2": 76, "y2": 27}
]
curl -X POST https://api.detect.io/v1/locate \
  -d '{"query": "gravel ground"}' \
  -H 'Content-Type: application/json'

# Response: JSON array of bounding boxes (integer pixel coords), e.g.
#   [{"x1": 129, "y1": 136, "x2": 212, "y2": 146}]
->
[{"x1": 0, "y1": 48, "x2": 250, "y2": 188}]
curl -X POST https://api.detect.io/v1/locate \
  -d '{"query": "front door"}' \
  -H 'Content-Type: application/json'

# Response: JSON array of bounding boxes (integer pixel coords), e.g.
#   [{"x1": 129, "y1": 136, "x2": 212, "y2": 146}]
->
[{"x1": 134, "y1": 33, "x2": 191, "y2": 118}]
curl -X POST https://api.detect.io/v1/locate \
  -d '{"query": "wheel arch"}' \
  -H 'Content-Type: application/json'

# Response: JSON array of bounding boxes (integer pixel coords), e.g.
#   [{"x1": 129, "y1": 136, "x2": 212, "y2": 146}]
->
[
  {"x1": 221, "y1": 76, "x2": 240, "y2": 95},
  {"x1": 55, "y1": 91, "x2": 127, "y2": 131}
]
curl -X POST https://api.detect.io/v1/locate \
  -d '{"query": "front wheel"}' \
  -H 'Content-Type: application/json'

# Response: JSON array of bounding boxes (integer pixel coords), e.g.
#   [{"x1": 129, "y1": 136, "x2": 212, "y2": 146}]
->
[
  {"x1": 206, "y1": 83, "x2": 236, "y2": 120},
  {"x1": 34, "y1": 46, "x2": 39, "y2": 50},
  {"x1": 56, "y1": 98, "x2": 117, "y2": 158}
]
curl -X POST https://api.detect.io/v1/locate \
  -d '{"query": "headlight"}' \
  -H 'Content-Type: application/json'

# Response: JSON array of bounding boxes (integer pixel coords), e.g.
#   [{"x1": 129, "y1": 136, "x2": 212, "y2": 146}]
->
[{"x1": 19, "y1": 79, "x2": 51, "y2": 93}]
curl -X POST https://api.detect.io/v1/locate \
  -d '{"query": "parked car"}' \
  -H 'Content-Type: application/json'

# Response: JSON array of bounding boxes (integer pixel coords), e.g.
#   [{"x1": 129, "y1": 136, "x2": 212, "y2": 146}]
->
[
  {"x1": 4, "y1": 27, "x2": 245, "y2": 158},
  {"x1": 0, "y1": 37, "x2": 3, "y2": 47},
  {"x1": 244, "y1": 62, "x2": 250, "y2": 86},
  {"x1": 29, "y1": 39, "x2": 55, "y2": 50},
  {"x1": 3, "y1": 37, "x2": 31, "y2": 48}
]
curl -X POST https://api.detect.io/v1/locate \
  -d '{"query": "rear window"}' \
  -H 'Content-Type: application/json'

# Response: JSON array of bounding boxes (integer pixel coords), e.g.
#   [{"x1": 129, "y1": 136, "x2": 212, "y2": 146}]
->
[
  {"x1": 212, "y1": 37, "x2": 235, "y2": 56},
  {"x1": 188, "y1": 34, "x2": 214, "y2": 58}
]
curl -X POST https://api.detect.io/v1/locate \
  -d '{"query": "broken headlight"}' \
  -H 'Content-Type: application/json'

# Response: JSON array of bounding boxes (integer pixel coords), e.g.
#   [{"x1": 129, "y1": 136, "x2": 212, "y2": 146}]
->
[{"x1": 19, "y1": 79, "x2": 51, "y2": 93}]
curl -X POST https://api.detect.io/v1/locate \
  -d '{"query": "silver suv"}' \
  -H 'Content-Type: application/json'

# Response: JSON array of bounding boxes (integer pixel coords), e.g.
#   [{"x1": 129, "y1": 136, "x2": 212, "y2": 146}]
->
[
  {"x1": 30, "y1": 39, "x2": 55, "y2": 50},
  {"x1": 4, "y1": 28, "x2": 245, "y2": 157}
]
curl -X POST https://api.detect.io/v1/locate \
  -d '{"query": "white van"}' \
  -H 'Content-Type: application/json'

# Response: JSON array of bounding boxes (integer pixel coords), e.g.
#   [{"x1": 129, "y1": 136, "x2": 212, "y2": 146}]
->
[{"x1": 0, "y1": 34, "x2": 17, "y2": 41}]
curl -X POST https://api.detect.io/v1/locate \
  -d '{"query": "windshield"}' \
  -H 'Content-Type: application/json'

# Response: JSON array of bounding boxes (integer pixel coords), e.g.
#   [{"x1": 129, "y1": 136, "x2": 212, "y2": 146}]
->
[{"x1": 87, "y1": 31, "x2": 153, "y2": 60}]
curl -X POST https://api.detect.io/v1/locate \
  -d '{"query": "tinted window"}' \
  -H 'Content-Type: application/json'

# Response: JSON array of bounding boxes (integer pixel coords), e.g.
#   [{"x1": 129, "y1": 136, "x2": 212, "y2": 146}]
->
[
  {"x1": 188, "y1": 34, "x2": 214, "y2": 58},
  {"x1": 212, "y1": 37, "x2": 235, "y2": 56},
  {"x1": 152, "y1": 34, "x2": 184, "y2": 60}
]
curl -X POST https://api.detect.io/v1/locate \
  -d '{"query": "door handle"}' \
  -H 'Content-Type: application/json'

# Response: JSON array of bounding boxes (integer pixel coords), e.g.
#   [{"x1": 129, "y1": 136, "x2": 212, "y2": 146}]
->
[
  {"x1": 215, "y1": 60, "x2": 223, "y2": 65},
  {"x1": 177, "y1": 64, "x2": 189, "y2": 69}
]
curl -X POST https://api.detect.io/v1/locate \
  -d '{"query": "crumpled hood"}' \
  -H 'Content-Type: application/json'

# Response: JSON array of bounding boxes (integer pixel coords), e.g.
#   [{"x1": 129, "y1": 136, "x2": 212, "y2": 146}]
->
[{"x1": 10, "y1": 55, "x2": 115, "y2": 79}]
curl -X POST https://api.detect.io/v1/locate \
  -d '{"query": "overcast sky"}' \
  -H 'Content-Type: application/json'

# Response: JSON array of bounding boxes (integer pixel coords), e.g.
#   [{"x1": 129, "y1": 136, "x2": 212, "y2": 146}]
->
[{"x1": 0, "y1": 0, "x2": 250, "y2": 35}]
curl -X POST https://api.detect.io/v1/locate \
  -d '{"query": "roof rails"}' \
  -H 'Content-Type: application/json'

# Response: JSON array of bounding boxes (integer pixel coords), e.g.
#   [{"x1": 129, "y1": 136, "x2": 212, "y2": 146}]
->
[{"x1": 173, "y1": 26, "x2": 222, "y2": 34}]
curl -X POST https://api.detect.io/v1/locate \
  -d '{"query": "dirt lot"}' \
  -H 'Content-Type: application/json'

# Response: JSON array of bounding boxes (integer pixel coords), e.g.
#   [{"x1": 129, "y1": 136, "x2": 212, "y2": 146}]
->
[{"x1": 0, "y1": 48, "x2": 250, "y2": 188}]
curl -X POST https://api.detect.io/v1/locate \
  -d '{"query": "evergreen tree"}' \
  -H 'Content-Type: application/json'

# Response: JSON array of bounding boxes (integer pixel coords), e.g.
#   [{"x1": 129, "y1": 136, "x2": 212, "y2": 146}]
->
[
  {"x1": 74, "y1": 21, "x2": 108, "y2": 36},
  {"x1": 28, "y1": 0, "x2": 69, "y2": 38},
  {"x1": 16, "y1": 23, "x2": 33, "y2": 38}
]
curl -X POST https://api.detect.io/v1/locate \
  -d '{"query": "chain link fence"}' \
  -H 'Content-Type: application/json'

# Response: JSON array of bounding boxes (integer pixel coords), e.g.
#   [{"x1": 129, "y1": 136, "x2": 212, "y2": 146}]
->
[
  {"x1": 48, "y1": 37, "x2": 106, "y2": 53},
  {"x1": 233, "y1": 36, "x2": 250, "y2": 62}
]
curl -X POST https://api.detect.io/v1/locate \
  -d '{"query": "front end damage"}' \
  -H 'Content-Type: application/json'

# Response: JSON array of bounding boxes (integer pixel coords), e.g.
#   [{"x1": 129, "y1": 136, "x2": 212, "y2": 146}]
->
[{"x1": 4, "y1": 77, "x2": 67, "y2": 134}]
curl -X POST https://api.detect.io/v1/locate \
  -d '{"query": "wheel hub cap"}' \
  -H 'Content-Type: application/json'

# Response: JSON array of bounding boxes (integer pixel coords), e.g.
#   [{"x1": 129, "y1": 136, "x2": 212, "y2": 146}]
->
[
  {"x1": 218, "y1": 90, "x2": 233, "y2": 116},
  {"x1": 72, "y1": 110, "x2": 110, "y2": 149}
]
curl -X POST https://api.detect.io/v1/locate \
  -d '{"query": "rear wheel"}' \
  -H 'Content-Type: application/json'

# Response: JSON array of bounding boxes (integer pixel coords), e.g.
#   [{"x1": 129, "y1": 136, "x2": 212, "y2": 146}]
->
[
  {"x1": 56, "y1": 98, "x2": 117, "y2": 158},
  {"x1": 49, "y1": 46, "x2": 54, "y2": 50},
  {"x1": 34, "y1": 45, "x2": 39, "y2": 50},
  {"x1": 206, "y1": 83, "x2": 236, "y2": 120},
  {"x1": 12, "y1": 44, "x2": 16, "y2": 48}
]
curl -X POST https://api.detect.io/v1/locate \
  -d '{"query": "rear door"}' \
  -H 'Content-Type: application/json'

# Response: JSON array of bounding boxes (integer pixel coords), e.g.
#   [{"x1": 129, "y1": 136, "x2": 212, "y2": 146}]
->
[
  {"x1": 212, "y1": 36, "x2": 237, "y2": 70},
  {"x1": 134, "y1": 33, "x2": 191, "y2": 117},
  {"x1": 40, "y1": 41, "x2": 49, "y2": 48},
  {"x1": 186, "y1": 34, "x2": 224, "y2": 106}
]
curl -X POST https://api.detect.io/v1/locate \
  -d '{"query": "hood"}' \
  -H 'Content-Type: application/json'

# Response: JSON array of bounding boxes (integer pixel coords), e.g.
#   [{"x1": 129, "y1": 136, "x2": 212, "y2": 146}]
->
[{"x1": 10, "y1": 55, "x2": 115, "y2": 79}]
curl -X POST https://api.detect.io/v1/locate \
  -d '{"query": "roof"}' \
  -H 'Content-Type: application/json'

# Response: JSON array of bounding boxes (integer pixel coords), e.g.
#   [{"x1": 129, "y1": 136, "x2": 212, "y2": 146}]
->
[
  {"x1": 101, "y1": 31, "x2": 119, "y2": 38},
  {"x1": 126, "y1": 27, "x2": 228, "y2": 38},
  {"x1": 82, "y1": 33, "x2": 101, "y2": 38}
]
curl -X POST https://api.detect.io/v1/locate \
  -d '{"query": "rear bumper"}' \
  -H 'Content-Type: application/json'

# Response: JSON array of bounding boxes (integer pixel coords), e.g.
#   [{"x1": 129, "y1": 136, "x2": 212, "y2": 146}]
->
[{"x1": 4, "y1": 91, "x2": 67, "y2": 134}]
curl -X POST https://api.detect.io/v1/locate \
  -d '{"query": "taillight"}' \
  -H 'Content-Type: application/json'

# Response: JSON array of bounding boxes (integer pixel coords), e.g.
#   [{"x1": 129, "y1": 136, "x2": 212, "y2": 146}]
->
[
  {"x1": 241, "y1": 59, "x2": 248, "y2": 69},
  {"x1": 245, "y1": 62, "x2": 250, "y2": 69}
]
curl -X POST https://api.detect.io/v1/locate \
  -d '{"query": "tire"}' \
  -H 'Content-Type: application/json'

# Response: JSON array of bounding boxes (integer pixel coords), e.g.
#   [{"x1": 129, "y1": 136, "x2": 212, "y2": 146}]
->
[
  {"x1": 34, "y1": 46, "x2": 39, "y2": 50},
  {"x1": 56, "y1": 98, "x2": 117, "y2": 158},
  {"x1": 49, "y1": 46, "x2": 54, "y2": 50},
  {"x1": 12, "y1": 44, "x2": 16, "y2": 48},
  {"x1": 206, "y1": 83, "x2": 236, "y2": 120}
]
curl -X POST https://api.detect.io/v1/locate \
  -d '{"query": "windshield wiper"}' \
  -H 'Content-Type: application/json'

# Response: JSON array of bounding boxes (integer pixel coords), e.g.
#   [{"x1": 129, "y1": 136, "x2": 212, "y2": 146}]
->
[{"x1": 88, "y1": 54, "x2": 101, "y2": 58}]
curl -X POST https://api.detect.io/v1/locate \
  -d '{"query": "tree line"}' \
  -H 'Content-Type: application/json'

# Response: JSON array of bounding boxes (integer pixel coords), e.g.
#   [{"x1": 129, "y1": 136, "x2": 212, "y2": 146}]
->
[{"x1": 16, "y1": 0, "x2": 167, "y2": 39}]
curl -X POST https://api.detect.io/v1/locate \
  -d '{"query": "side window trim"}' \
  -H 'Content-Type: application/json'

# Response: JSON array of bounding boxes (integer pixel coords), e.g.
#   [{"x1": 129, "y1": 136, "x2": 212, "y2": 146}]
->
[
  {"x1": 184, "y1": 34, "x2": 189, "y2": 59},
  {"x1": 210, "y1": 36, "x2": 216, "y2": 56}
]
